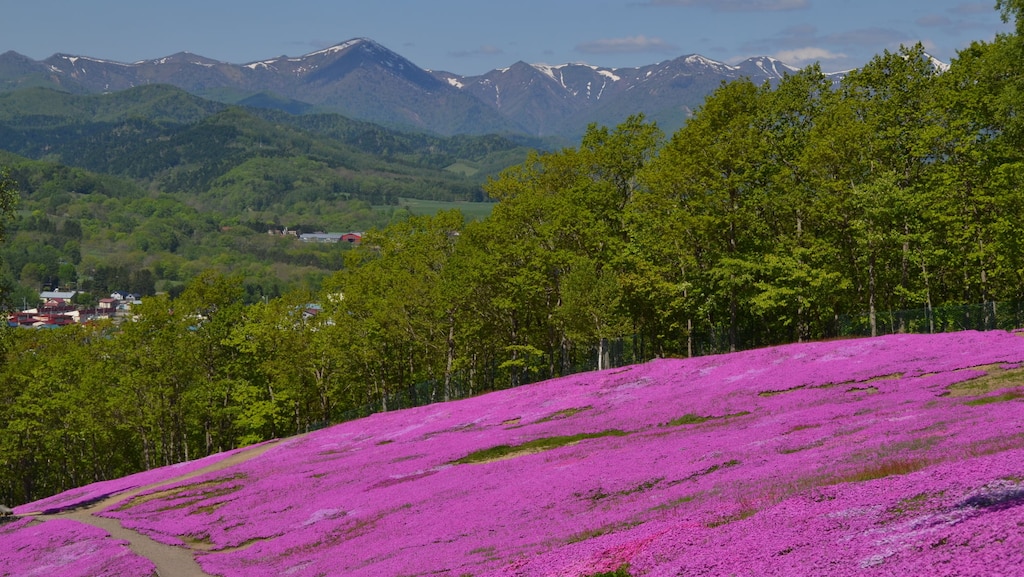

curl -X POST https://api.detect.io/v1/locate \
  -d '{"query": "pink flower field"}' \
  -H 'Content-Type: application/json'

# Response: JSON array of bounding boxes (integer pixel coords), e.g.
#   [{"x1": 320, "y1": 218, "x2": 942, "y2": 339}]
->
[{"x1": 6, "y1": 330, "x2": 1024, "y2": 576}]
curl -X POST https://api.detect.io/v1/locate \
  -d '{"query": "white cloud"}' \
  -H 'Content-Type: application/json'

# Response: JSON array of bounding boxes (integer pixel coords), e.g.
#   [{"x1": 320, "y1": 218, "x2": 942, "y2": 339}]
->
[
  {"x1": 577, "y1": 35, "x2": 678, "y2": 54},
  {"x1": 772, "y1": 47, "x2": 848, "y2": 66}
]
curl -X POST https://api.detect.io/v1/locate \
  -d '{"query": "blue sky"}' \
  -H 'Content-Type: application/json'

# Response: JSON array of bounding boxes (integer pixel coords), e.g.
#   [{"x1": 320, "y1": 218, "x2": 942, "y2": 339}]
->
[{"x1": 3, "y1": 1, "x2": 1013, "y2": 75}]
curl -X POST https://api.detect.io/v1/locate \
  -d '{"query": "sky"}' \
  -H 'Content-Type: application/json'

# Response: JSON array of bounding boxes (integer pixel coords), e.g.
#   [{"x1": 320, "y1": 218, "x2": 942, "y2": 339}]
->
[{"x1": 2, "y1": 1, "x2": 1014, "y2": 76}]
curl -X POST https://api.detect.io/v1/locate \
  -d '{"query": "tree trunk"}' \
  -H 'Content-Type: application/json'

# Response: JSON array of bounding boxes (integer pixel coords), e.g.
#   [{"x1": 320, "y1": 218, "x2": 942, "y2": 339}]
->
[
  {"x1": 443, "y1": 313, "x2": 455, "y2": 402},
  {"x1": 868, "y1": 253, "x2": 877, "y2": 338}
]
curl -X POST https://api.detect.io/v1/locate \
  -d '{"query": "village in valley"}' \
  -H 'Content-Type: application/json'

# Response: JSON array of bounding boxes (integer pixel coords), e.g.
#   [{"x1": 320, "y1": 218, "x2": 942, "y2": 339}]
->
[
  {"x1": 6, "y1": 290, "x2": 142, "y2": 329},
  {"x1": 5, "y1": 230, "x2": 360, "y2": 329}
]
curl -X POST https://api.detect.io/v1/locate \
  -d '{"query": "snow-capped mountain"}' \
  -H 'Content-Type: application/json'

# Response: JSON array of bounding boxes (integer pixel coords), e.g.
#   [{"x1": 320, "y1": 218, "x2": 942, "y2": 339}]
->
[
  {"x1": 0, "y1": 38, "x2": 855, "y2": 140},
  {"x1": 442, "y1": 53, "x2": 837, "y2": 137}
]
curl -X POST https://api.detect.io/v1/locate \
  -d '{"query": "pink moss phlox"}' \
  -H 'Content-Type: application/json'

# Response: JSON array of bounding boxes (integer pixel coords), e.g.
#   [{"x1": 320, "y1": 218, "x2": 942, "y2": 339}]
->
[
  {"x1": 15, "y1": 443, "x2": 260, "y2": 515},
  {"x1": 0, "y1": 517, "x2": 155, "y2": 577},
  {"x1": 12, "y1": 330, "x2": 1024, "y2": 576}
]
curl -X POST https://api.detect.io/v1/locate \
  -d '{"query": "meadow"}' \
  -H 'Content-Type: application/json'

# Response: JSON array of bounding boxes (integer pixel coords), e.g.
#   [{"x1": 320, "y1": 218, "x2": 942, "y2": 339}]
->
[
  {"x1": 395, "y1": 196, "x2": 496, "y2": 221},
  {"x1": 4, "y1": 330, "x2": 1024, "y2": 576}
]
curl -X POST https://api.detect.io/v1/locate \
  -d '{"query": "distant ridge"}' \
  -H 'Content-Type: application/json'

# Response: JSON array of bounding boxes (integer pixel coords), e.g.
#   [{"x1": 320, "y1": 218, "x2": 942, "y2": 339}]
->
[{"x1": 0, "y1": 39, "x2": 872, "y2": 139}]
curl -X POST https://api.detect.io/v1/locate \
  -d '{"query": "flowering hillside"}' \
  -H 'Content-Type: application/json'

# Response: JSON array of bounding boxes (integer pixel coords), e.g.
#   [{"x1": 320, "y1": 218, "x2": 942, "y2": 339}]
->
[{"x1": 5, "y1": 331, "x2": 1024, "y2": 576}]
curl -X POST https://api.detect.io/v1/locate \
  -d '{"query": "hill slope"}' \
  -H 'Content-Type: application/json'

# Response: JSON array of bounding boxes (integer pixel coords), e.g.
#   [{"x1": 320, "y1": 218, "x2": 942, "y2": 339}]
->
[
  {"x1": 0, "y1": 85, "x2": 534, "y2": 205},
  {"x1": 5, "y1": 331, "x2": 1024, "y2": 576}
]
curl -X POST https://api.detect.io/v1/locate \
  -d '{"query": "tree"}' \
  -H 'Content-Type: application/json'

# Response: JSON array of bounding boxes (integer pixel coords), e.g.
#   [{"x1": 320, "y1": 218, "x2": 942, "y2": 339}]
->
[
  {"x1": 748, "y1": 66, "x2": 848, "y2": 343},
  {"x1": 223, "y1": 292, "x2": 322, "y2": 441},
  {"x1": 0, "y1": 168, "x2": 19, "y2": 310},
  {"x1": 637, "y1": 80, "x2": 773, "y2": 352},
  {"x1": 997, "y1": 0, "x2": 1024, "y2": 35},
  {"x1": 0, "y1": 324, "x2": 127, "y2": 504},
  {"x1": 0, "y1": 169, "x2": 17, "y2": 240},
  {"x1": 802, "y1": 45, "x2": 942, "y2": 336},
  {"x1": 321, "y1": 210, "x2": 465, "y2": 411},
  {"x1": 478, "y1": 116, "x2": 661, "y2": 379}
]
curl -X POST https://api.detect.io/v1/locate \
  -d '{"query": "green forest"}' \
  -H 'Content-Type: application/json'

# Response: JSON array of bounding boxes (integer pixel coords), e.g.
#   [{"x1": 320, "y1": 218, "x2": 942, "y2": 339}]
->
[{"x1": 4, "y1": 3, "x2": 1024, "y2": 508}]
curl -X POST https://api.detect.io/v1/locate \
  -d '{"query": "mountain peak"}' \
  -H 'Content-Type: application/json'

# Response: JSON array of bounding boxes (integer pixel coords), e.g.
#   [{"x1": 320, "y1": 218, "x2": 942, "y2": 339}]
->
[
  {"x1": 736, "y1": 56, "x2": 800, "y2": 79},
  {"x1": 923, "y1": 52, "x2": 951, "y2": 73},
  {"x1": 682, "y1": 54, "x2": 734, "y2": 71},
  {"x1": 303, "y1": 38, "x2": 376, "y2": 59}
]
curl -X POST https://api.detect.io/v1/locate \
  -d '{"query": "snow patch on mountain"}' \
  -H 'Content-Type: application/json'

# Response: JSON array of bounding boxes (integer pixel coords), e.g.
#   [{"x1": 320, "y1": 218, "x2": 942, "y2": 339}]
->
[
  {"x1": 305, "y1": 39, "x2": 366, "y2": 59},
  {"x1": 746, "y1": 56, "x2": 800, "y2": 77},
  {"x1": 684, "y1": 54, "x2": 735, "y2": 71}
]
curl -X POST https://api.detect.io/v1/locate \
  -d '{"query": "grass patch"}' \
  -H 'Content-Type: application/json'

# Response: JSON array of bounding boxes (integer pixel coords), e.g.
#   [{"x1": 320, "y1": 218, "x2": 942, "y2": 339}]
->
[
  {"x1": 651, "y1": 494, "x2": 698, "y2": 512},
  {"x1": 667, "y1": 460, "x2": 742, "y2": 486},
  {"x1": 201, "y1": 536, "x2": 276, "y2": 554},
  {"x1": 451, "y1": 430, "x2": 630, "y2": 464},
  {"x1": 964, "y1": 390, "x2": 1024, "y2": 406},
  {"x1": 114, "y1": 474, "x2": 245, "y2": 511},
  {"x1": 666, "y1": 413, "x2": 710, "y2": 426},
  {"x1": 422, "y1": 423, "x2": 477, "y2": 439},
  {"x1": 777, "y1": 439, "x2": 827, "y2": 454},
  {"x1": 835, "y1": 457, "x2": 933, "y2": 484},
  {"x1": 846, "y1": 386, "x2": 879, "y2": 395},
  {"x1": 192, "y1": 499, "x2": 235, "y2": 515},
  {"x1": 182, "y1": 534, "x2": 215, "y2": 550},
  {"x1": 585, "y1": 478, "x2": 665, "y2": 502},
  {"x1": 862, "y1": 373, "x2": 903, "y2": 383},
  {"x1": 584, "y1": 565, "x2": 632, "y2": 577},
  {"x1": 758, "y1": 385, "x2": 806, "y2": 397},
  {"x1": 705, "y1": 507, "x2": 758, "y2": 528},
  {"x1": 567, "y1": 521, "x2": 642, "y2": 544},
  {"x1": 159, "y1": 484, "x2": 243, "y2": 514},
  {"x1": 964, "y1": 432, "x2": 1024, "y2": 457},
  {"x1": 396, "y1": 197, "x2": 495, "y2": 221},
  {"x1": 749, "y1": 452, "x2": 945, "y2": 517},
  {"x1": 784, "y1": 423, "x2": 822, "y2": 434},
  {"x1": 443, "y1": 161, "x2": 480, "y2": 177},
  {"x1": 762, "y1": 375, "x2": 899, "y2": 397},
  {"x1": 845, "y1": 436, "x2": 942, "y2": 469},
  {"x1": 620, "y1": 477, "x2": 664, "y2": 496},
  {"x1": 536, "y1": 406, "x2": 592, "y2": 423},
  {"x1": 664, "y1": 411, "x2": 750, "y2": 427},
  {"x1": 882, "y1": 491, "x2": 945, "y2": 522},
  {"x1": 946, "y1": 365, "x2": 1024, "y2": 397}
]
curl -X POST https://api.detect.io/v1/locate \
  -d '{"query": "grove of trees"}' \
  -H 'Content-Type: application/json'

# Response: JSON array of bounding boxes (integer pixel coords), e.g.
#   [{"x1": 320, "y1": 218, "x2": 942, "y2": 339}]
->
[{"x1": 5, "y1": 5, "x2": 1024, "y2": 507}]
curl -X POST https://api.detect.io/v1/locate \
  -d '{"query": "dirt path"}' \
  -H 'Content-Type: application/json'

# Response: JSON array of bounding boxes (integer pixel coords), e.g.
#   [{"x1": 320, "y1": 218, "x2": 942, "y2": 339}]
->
[{"x1": 29, "y1": 439, "x2": 283, "y2": 577}]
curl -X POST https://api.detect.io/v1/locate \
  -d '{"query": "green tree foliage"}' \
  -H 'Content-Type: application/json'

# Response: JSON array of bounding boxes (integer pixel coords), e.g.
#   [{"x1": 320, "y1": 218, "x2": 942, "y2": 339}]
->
[
  {"x1": 0, "y1": 167, "x2": 17, "y2": 272},
  {"x1": 321, "y1": 209, "x2": 466, "y2": 410},
  {"x1": 462, "y1": 116, "x2": 661, "y2": 384}
]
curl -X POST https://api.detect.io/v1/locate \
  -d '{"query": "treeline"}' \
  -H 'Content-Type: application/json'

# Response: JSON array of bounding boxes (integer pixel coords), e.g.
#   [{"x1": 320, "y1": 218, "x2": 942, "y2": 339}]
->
[{"x1": 6, "y1": 10, "x2": 1024, "y2": 506}]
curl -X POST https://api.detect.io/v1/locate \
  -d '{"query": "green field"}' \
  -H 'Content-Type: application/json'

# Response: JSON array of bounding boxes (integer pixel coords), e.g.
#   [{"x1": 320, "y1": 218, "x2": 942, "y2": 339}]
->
[{"x1": 395, "y1": 198, "x2": 497, "y2": 221}]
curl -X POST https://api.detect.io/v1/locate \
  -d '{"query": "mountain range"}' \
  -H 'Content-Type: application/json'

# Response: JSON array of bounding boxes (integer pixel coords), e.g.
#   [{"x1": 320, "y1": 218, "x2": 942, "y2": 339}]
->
[{"x1": 0, "y1": 38, "x2": 848, "y2": 141}]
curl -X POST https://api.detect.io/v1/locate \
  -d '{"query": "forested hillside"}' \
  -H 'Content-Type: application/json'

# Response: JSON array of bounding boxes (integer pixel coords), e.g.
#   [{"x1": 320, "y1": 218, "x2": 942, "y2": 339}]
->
[
  {"x1": 4, "y1": 3, "x2": 1024, "y2": 511},
  {"x1": 0, "y1": 85, "x2": 535, "y2": 302}
]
